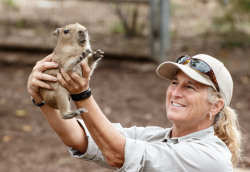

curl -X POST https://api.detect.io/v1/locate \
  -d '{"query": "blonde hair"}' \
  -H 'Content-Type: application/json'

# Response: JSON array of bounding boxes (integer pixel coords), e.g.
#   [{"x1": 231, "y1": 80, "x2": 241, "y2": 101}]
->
[{"x1": 207, "y1": 87, "x2": 242, "y2": 167}]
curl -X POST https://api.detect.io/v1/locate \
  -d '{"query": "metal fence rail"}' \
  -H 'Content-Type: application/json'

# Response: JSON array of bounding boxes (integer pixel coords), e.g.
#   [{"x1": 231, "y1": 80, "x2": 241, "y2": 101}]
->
[
  {"x1": 84, "y1": 0, "x2": 149, "y2": 3},
  {"x1": 0, "y1": 0, "x2": 170, "y2": 62}
]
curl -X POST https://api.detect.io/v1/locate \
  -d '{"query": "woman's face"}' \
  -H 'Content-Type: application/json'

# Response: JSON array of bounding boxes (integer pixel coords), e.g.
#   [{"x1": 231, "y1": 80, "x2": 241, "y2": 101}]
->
[{"x1": 166, "y1": 70, "x2": 213, "y2": 130}]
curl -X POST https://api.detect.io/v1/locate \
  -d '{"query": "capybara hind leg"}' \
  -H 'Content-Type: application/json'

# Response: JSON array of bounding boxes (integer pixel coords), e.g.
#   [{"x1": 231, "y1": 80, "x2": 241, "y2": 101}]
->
[
  {"x1": 62, "y1": 108, "x2": 88, "y2": 119},
  {"x1": 56, "y1": 95, "x2": 71, "y2": 118}
]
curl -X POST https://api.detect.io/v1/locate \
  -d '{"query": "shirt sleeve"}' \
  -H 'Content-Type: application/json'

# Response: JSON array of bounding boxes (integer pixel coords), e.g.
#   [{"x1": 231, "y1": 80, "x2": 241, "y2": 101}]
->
[
  {"x1": 118, "y1": 140, "x2": 186, "y2": 172},
  {"x1": 168, "y1": 139, "x2": 233, "y2": 172},
  {"x1": 68, "y1": 119, "x2": 97, "y2": 160},
  {"x1": 118, "y1": 139, "x2": 232, "y2": 172},
  {"x1": 68, "y1": 119, "x2": 114, "y2": 169},
  {"x1": 117, "y1": 138, "x2": 146, "y2": 172},
  {"x1": 67, "y1": 119, "x2": 149, "y2": 170}
]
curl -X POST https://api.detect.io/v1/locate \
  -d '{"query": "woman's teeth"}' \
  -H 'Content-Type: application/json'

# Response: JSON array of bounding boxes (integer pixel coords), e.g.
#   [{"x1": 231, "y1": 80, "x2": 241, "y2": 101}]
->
[{"x1": 172, "y1": 102, "x2": 184, "y2": 107}]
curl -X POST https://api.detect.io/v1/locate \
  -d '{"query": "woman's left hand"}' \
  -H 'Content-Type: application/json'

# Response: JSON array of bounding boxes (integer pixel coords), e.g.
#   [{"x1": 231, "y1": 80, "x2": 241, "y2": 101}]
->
[{"x1": 57, "y1": 59, "x2": 91, "y2": 94}]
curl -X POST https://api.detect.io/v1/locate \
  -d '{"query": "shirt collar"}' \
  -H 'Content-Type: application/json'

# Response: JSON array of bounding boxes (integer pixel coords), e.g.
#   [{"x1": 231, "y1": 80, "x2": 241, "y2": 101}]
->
[{"x1": 163, "y1": 126, "x2": 215, "y2": 144}]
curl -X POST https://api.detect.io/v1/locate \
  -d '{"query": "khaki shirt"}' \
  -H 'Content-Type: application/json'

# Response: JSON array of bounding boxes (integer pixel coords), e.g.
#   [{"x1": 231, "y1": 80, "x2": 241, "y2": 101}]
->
[{"x1": 69, "y1": 119, "x2": 233, "y2": 172}]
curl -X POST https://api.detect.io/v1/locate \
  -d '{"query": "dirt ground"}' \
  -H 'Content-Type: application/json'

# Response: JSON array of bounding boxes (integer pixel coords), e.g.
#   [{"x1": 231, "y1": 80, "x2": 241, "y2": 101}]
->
[{"x1": 0, "y1": 43, "x2": 250, "y2": 172}]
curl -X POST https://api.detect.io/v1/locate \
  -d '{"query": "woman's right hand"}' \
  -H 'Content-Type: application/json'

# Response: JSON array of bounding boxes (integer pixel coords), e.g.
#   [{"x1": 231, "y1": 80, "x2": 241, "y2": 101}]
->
[{"x1": 27, "y1": 54, "x2": 58, "y2": 99}]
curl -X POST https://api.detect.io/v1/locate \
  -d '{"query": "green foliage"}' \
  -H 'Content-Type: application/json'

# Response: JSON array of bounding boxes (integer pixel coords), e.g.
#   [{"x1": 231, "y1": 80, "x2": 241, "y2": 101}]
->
[
  {"x1": 3, "y1": 0, "x2": 18, "y2": 9},
  {"x1": 111, "y1": 21, "x2": 125, "y2": 34},
  {"x1": 213, "y1": 13, "x2": 234, "y2": 30},
  {"x1": 16, "y1": 19, "x2": 26, "y2": 29},
  {"x1": 113, "y1": 3, "x2": 146, "y2": 37},
  {"x1": 233, "y1": 0, "x2": 250, "y2": 12},
  {"x1": 221, "y1": 30, "x2": 250, "y2": 48},
  {"x1": 213, "y1": 0, "x2": 250, "y2": 48}
]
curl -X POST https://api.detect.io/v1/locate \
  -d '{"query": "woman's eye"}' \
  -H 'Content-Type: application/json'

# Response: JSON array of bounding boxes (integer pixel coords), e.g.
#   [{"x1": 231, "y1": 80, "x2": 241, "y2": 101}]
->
[
  {"x1": 187, "y1": 85, "x2": 195, "y2": 90},
  {"x1": 64, "y1": 30, "x2": 69, "y2": 34},
  {"x1": 172, "y1": 81, "x2": 178, "y2": 85}
]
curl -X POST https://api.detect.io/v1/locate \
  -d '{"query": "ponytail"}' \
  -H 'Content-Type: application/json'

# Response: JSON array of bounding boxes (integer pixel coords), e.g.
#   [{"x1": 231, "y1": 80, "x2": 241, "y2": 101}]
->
[
  {"x1": 213, "y1": 107, "x2": 242, "y2": 166},
  {"x1": 207, "y1": 87, "x2": 242, "y2": 166}
]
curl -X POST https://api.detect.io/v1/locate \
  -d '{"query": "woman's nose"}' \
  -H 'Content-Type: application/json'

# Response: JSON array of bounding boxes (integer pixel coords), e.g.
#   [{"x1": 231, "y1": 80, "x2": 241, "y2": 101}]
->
[{"x1": 171, "y1": 85, "x2": 183, "y2": 98}]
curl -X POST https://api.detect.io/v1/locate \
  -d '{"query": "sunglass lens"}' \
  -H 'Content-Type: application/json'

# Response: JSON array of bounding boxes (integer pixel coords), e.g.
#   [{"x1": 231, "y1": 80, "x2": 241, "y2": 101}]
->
[
  {"x1": 190, "y1": 59, "x2": 211, "y2": 73},
  {"x1": 176, "y1": 55, "x2": 189, "y2": 64}
]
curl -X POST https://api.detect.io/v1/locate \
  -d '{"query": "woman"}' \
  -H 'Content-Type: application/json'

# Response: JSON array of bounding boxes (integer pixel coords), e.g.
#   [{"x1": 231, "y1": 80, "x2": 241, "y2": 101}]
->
[{"x1": 27, "y1": 54, "x2": 241, "y2": 171}]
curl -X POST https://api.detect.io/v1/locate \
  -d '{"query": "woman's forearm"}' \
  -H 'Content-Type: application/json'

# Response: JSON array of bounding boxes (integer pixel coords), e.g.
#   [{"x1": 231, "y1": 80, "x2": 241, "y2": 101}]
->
[
  {"x1": 75, "y1": 96, "x2": 126, "y2": 168},
  {"x1": 55, "y1": 59, "x2": 125, "y2": 167},
  {"x1": 38, "y1": 101, "x2": 88, "y2": 153}
]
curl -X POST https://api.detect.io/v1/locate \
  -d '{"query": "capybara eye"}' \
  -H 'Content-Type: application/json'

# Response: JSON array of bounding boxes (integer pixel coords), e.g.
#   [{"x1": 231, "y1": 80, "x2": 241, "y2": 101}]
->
[
  {"x1": 78, "y1": 30, "x2": 84, "y2": 34},
  {"x1": 64, "y1": 30, "x2": 69, "y2": 34}
]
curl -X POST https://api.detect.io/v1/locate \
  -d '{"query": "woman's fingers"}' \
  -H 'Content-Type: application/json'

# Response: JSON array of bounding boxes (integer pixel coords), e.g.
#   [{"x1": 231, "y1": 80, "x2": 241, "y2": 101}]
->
[
  {"x1": 57, "y1": 64, "x2": 90, "y2": 94},
  {"x1": 41, "y1": 53, "x2": 54, "y2": 62},
  {"x1": 57, "y1": 69, "x2": 74, "y2": 92},
  {"x1": 60, "y1": 68, "x2": 75, "y2": 86},
  {"x1": 57, "y1": 72, "x2": 70, "y2": 90},
  {"x1": 27, "y1": 53, "x2": 58, "y2": 97},
  {"x1": 80, "y1": 60, "x2": 91, "y2": 79},
  {"x1": 67, "y1": 70, "x2": 82, "y2": 84},
  {"x1": 33, "y1": 54, "x2": 58, "y2": 72},
  {"x1": 33, "y1": 79, "x2": 51, "y2": 90},
  {"x1": 56, "y1": 60, "x2": 91, "y2": 94},
  {"x1": 27, "y1": 76, "x2": 51, "y2": 97},
  {"x1": 36, "y1": 73, "x2": 57, "y2": 82},
  {"x1": 34, "y1": 61, "x2": 58, "y2": 72}
]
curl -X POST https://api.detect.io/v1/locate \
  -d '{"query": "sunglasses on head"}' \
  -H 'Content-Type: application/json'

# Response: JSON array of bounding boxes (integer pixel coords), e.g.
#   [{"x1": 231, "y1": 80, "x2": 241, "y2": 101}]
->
[{"x1": 176, "y1": 55, "x2": 220, "y2": 92}]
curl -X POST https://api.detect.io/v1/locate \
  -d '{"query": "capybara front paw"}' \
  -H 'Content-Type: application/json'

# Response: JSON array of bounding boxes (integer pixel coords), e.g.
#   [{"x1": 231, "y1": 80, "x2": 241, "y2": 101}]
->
[
  {"x1": 93, "y1": 49, "x2": 104, "y2": 61},
  {"x1": 82, "y1": 49, "x2": 92, "y2": 58}
]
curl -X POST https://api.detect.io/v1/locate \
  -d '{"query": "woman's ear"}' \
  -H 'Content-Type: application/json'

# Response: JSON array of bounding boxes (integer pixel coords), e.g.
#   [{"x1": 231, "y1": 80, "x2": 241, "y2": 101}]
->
[{"x1": 210, "y1": 98, "x2": 224, "y2": 116}]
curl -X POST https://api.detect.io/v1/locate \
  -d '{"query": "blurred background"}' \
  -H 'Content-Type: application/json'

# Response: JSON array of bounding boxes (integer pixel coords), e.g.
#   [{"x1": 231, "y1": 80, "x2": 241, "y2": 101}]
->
[{"x1": 0, "y1": 0, "x2": 249, "y2": 171}]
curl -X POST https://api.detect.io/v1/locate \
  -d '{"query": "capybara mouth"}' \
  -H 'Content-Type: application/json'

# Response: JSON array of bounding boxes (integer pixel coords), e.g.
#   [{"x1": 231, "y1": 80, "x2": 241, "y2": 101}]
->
[{"x1": 79, "y1": 39, "x2": 86, "y2": 45}]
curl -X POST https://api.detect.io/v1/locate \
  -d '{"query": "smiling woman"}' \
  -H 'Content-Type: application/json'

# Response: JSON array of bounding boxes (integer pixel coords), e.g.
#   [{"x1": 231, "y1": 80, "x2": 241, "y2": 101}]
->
[
  {"x1": 27, "y1": 53, "x2": 242, "y2": 172},
  {"x1": 165, "y1": 71, "x2": 219, "y2": 136},
  {"x1": 157, "y1": 54, "x2": 242, "y2": 167}
]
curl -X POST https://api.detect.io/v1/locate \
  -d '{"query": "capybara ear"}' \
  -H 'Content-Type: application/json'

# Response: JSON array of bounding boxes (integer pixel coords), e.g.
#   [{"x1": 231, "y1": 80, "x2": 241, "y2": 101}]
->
[{"x1": 53, "y1": 28, "x2": 62, "y2": 37}]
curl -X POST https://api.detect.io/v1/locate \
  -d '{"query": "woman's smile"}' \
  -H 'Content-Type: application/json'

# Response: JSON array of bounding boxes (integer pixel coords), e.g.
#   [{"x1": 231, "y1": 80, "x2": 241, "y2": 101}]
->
[{"x1": 171, "y1": 101, "x2": 185, "y2": 108}]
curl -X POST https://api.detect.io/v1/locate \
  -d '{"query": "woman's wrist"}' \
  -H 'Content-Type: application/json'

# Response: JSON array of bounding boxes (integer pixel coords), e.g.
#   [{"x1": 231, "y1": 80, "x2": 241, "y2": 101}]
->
[
  {"x1": 71, "y1": 88, "x2": 92, "y2": 101},
  {"x1": 31, "y1": 94, "x2": 44, "y2": 106}
]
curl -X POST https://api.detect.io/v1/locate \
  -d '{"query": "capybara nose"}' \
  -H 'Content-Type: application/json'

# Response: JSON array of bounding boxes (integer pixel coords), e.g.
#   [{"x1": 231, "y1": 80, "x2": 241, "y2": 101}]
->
[{"x1": 78, "y1": 30, "x2": 85, "y2": 36}]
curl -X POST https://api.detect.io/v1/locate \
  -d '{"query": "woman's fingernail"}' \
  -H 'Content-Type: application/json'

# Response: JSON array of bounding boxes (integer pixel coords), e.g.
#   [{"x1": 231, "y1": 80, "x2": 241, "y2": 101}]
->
[{"x1": 53, "y1": 76, "x2": 57, "y2": 81}]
